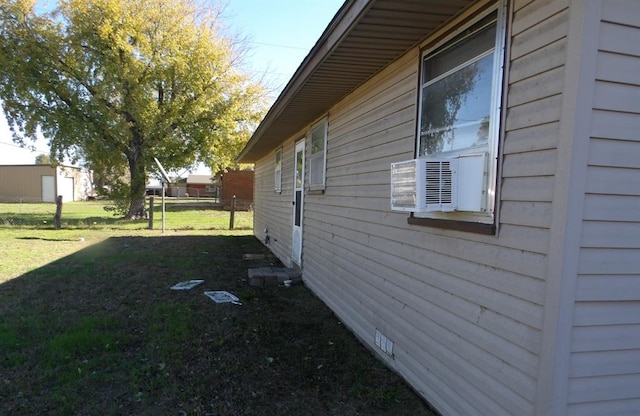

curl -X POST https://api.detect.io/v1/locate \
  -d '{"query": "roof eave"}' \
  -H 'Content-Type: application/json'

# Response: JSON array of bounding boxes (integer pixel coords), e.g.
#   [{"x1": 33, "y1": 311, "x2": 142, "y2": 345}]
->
[
  {"x1": 237, "y1": 0, "x2": 476, "y2": 163},
  {"x1": 237, "y1": 0, "x2": 372, "y2": 163}
]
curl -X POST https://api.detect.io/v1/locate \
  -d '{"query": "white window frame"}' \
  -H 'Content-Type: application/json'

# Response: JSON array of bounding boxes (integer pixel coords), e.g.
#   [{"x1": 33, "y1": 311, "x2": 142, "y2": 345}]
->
[
  {"x1": 309, "y1": 119, "x2": 328, "y2": 190},
  {"x1": 414, "y1": 3, "x2": 506, "y2": 223},
  {"x1": 274, "y1": 147, "x2": 282, "y2": 193}
]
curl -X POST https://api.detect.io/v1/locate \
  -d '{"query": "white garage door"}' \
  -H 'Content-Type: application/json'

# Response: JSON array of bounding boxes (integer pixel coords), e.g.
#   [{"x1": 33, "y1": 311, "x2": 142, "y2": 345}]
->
[{"x1": 59, "y1": 177, "x2": 74, "y2": 202}]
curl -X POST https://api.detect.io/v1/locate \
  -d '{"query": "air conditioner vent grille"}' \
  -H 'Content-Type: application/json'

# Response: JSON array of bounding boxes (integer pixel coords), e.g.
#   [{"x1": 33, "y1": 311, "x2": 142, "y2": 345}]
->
[
  {"x1": 392, "y1": 155, "x2": 487, "y2": 213},
  {"x1": 425, "y1": 160, "x2": 454, "y2": 205},
  {"x1": 390, "y1": 159, "x2": 418, "y2": 210}
]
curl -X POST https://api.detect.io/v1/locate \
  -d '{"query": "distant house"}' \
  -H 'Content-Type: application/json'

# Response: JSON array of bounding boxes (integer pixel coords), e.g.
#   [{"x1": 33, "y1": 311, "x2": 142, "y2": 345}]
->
[
  {"x1": 238, "y1": 1, "x2": 640, "y2": 415},
  {"x1": 150, "y1": 174, "x2": 219, "y2": 199},
  {"x1": 186, "y1": 174, "x2": 217, "y2": 198},
  {"x1": 0, "y1": 164, "x2": 93, "y2": 202}
]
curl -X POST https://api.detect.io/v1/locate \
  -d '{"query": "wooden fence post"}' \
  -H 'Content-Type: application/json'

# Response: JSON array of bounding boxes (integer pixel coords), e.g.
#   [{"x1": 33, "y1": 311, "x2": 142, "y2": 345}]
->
[
  {"x1": 54, "y1": 195, "x2": 63, "y2": 229},
  {"x1": 148, "y1": 196, "x2": 154, "y2": 229},
  {"x1": 229, "y1": 195, "x2": 236, "y2": 230}
]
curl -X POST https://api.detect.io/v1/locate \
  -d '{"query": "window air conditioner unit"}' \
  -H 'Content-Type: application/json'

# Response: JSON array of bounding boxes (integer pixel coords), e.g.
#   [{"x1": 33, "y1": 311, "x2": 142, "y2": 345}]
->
[{"x1": 390, "y1": 153, "x2": 487, "y2": 213}]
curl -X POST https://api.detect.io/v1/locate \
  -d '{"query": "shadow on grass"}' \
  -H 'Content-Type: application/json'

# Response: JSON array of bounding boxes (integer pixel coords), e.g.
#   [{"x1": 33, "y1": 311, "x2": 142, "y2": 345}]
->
[
  {"x1": 16, "y1": 236, "x2": 85, "y2": 242},
  {"x1": 0, "y1": 213, "x2": 125, "y2": 228},
  {"x1": 0, "y1": 235, "x2": 434, "y2": 416}
]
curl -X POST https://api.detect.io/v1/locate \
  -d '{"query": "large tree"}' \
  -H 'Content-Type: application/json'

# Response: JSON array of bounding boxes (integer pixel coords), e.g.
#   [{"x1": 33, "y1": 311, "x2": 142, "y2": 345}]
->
[{"x1": 0, "y1": 0, "x2": 265, "y2": 217}]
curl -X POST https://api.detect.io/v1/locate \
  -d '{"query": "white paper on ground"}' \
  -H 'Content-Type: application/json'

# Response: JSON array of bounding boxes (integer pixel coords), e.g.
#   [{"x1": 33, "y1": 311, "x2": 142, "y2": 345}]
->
[
  {"x1": 204, "y1": 291, "x2": 240, "y2": 304},
  {"x1": 170, "y1": 280, "x2": 204, "y2": 290}
]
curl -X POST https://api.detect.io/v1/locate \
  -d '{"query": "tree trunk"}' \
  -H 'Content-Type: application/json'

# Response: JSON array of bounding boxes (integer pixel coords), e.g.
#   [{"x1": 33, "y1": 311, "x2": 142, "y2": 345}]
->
[
  {"x1": 125, "y1": 147, "x2": 147, "y2": 220},
  {"x1": 127, "y1": 194, "x2": 146, "y2": 219}
]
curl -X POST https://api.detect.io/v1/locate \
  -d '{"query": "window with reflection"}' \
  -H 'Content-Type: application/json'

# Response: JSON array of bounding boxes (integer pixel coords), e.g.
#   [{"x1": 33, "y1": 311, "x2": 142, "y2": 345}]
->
[{"x1": 418, "y1": 12, "x2": 498, "y2": 158}]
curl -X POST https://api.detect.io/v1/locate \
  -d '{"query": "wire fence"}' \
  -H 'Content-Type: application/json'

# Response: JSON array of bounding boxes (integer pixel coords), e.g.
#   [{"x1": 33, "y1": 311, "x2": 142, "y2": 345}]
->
[
  {"x1": 0, "y1": 196, "x2": 46, "y2": 203},
  {"x1": 0, "y1": 194, "x2": 253, "y2": 212},
  {"x1": 149, "y1": 186, "x2": 220, "y2": 201}
]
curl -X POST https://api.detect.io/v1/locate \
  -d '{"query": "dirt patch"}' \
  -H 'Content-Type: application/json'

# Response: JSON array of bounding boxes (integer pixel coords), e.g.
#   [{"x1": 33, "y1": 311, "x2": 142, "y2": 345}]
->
[{"x1": 0, "y1": 235, "x2": 437, "y2": 416}]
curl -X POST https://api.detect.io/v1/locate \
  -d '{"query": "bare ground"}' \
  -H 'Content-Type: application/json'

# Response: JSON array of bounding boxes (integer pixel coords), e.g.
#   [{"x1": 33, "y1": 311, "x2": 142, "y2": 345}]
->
[{"x1": 0, "y1": 234, "x2": 438, "y2": 416}]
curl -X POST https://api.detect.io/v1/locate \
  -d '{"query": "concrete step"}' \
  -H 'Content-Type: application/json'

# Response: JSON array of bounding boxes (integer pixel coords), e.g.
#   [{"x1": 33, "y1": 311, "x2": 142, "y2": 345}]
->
[{"x1": 248, "y1": 267, "x2": 302, "y2": 287}]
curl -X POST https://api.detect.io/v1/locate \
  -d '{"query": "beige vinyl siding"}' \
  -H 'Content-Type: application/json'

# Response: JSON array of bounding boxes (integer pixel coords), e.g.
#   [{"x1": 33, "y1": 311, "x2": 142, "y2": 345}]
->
[
  {"x1": 500, "y1": 2, "x2": 569, "y2": 285},
  {"x1": 252, "y1": 136, "x2": 298, "y2": 266},
  {"x1": 298, "y1": 2, "x2": 571, "y2": 413},
  {"x1": 502, "y1": 0, "x2": 568, "y2": 220},
  {"x1": 568, "y1": 1, "x2": 640, "y2": 413}
]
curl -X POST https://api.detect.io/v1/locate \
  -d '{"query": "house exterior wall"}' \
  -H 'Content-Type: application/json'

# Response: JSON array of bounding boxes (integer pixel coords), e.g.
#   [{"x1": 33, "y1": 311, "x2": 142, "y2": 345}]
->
[
  {"x1": 564, "y1": 1, "x2": 640, "y2": 414},
  {"x1": 302, "y1": 18, "x2": 549, "y2": 414},
  {"x1": 254, "y1": 136, "x2": 298, "y2": 266},
  {"x1": 308, "y1": 2, "x2": 569, "y2": 413},
  {"x1": 250, "y1": 0, "x2": 638, "y2": 414}
]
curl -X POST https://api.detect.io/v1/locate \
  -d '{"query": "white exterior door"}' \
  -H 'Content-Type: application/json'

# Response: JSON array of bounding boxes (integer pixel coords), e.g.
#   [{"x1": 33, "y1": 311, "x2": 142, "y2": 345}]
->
[
  {"x1": 292, "y1": 140, "x2": 305, "y2": 265},
  {"x1": 41, "y1": 176, "x2": 55, "y2": 202}
]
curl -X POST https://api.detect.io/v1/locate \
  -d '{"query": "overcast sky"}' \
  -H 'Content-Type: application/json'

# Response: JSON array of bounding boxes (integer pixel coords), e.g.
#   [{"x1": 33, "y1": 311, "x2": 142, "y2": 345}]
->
[{"x1": 0, "y1": 0, "x2": 345, "y2": 167}]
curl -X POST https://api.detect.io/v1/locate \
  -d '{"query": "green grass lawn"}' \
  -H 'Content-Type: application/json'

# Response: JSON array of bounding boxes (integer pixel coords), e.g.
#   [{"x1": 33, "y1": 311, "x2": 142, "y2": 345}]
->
[
  {"x1": 0, "y1": 199, "x2": 251, "y2": 230},
  {"x1": 0, "y1": 200, "x2": 252, "y2": 282},
  {"x1": 0, "y1": 201, "x2": 435, "y2": 416}
]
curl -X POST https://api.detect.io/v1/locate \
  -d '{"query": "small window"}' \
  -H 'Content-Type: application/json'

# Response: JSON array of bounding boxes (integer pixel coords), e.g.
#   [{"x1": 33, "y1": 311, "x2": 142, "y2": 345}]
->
[
  {"x1": 274, "y1": 147, "x2": 282, "y2": 193},
  {"x1": 309, "y1": 120, "x2": 327, "y2": 189},
  {"x1": 413, "y1": 5, "x2": 504, "y2": 220}
]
